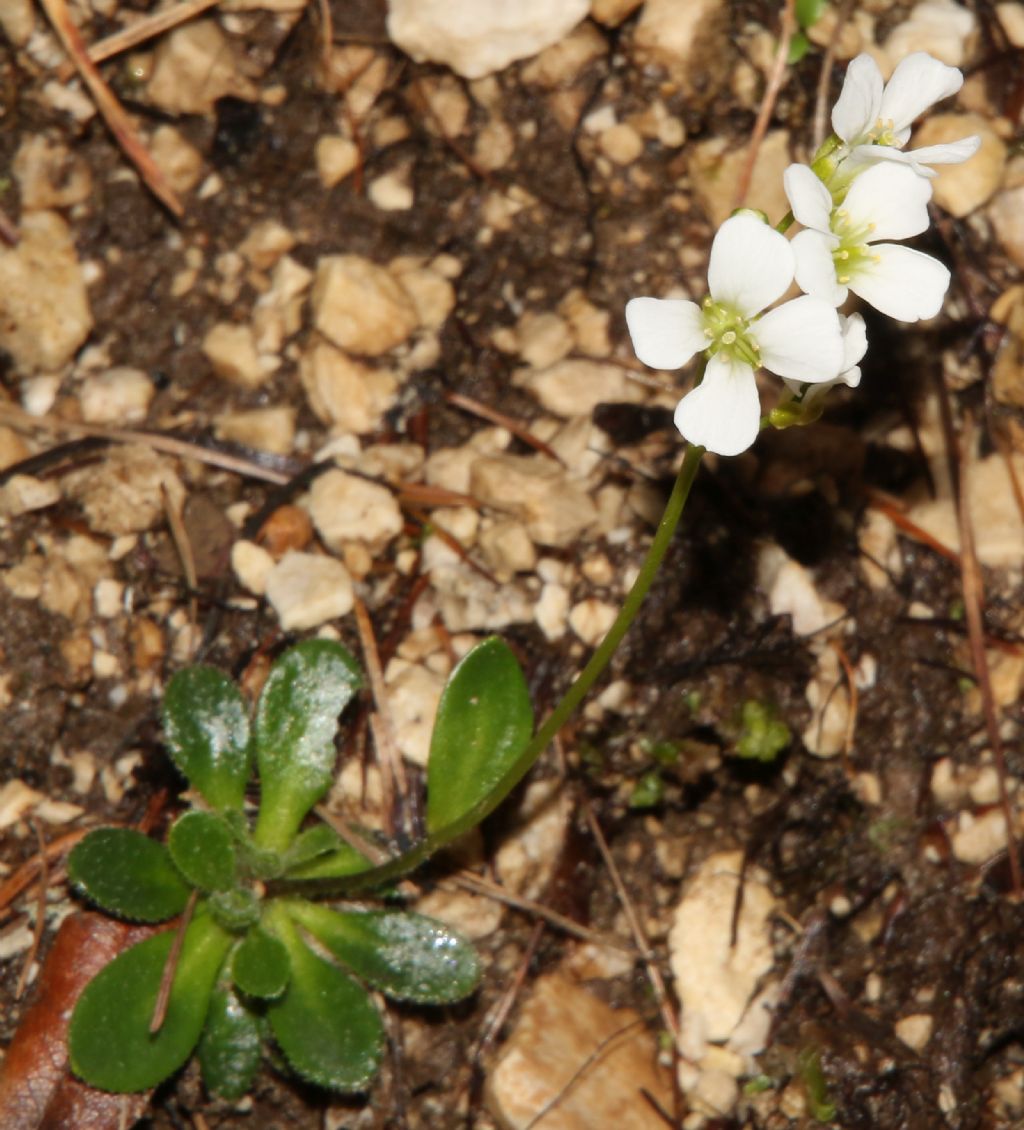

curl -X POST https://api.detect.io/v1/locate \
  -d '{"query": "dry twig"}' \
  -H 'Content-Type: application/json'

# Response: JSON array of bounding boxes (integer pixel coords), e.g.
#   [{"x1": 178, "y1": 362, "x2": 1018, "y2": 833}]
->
[
  {"x1": 150, "y1": 890, "x2": 198, "y2": 1033},
  {"x1": 14, "y1": 822, "x2": 49, "y2": 1000}
]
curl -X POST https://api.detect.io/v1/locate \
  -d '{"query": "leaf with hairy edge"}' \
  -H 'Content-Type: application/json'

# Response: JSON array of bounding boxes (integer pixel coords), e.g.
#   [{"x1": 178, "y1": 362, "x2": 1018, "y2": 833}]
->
[
  {"x1": 69, "y1": 829, "x2": 191, "y2": 922},
  {"x1": 289, "y1": 902, "x2": 480, "y2": 1004},
  {"x1": 163, "y1": 666, "x2": 252, "y2": 811},
  {"x1": 231, "y1": 928, "x2": 289, "y2": 999},
  {"x1": 426, "y1": 637, "x2": 533, "y2": 835},
  {"x1": 168, "y1": 811, "x2": 236, "y2": 892},
  {"x1": 265, "y1": 907, "x2": 383, "y2": 1091},
  {"x1": 253, "y1": 640, "x2": 362, "y2": 852},
  {"x1": 198, "y1": 987, "x2": 262, "y2": 1100},
  {"x1": 69, "y1": 912, "x2": 232, "y2": 1093}
]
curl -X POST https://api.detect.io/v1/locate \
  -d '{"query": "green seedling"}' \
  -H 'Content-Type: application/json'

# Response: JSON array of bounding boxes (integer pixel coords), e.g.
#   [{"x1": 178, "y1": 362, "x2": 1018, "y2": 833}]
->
[
  {"x1": 734, "y1": 699, "x2": 792, "y2": 763},
  {"x1": 788, "y1": 0, "x2": 829, "y2": 63},
  {"x1": 68, "y1": 636, "x2": 533, "y2": 1097}
]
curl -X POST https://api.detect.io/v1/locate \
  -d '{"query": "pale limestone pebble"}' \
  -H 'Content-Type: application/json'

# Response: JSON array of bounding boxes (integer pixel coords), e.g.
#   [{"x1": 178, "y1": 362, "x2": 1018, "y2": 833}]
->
[
  {"x1": 534, "y1": 581, "x2": 570, "y2": 640},
  {"x1": 341, "y1": 442, "x2": 425, "y2": 485},
  {"x1": 386, "y1": 0, "x2": 591, "y2": 80},
  {"x1": 431, "y1": 504, "x2": 480, "y2": 548},
  {"x1": 486, "y1": 973, "x2": 672, "y2": 1130},
  {"x1": 802, "y1": 645, "x2": 851, "y2": 759},
  {"x1": 599, "y1": 121, "x2": 644, "y2": 165},
  {"x1": 0, "y1": 426, "x2": 31, "y2": 471},
  {"x1": 100, "y1": 751, "x2": 143, "y2": 806},
  {"x1": 0, "y1": 0, "x2": 33, "y2": 44},
  {"x1": 13, "y1": 134, "x2": 92, "y2": 210},
  {"x1": 64, "y1": 445, "x2": 185, "y2": 536},
  {"x1": 558, "y1": 289, "x2": 612, "y2": 358},
  {"x1": 0, "y1": 211, "x2": 93, "y2": 375},
  {"x1": 0, "y1": 474, "x2": 61, "y2": 517},
  {"x1": 424, "y1": 426, "x2": 512, "y2": 494},
  {"x1": 631, "y1": 100, "x2": 686, "y2": 148},
  {"x1": 859, "y1": 508, "x2": 902, "y2": 590},
  {"x1": 478, "y1": 518, "x2": 537, "y2": 577},
  {"x1": 306, "y1": 469, "x2": 403, "y2": 556},
  {"x1": 975, "y1": 649, "x2": 1024, "y2": 712},
  {"x1": 852, "y1": 766, "x2": 883, "y2": 805},
  {"x1": 415, "y1": 74, "x2": 470, "y2": 136},
  {"x1": 883, "y1": 0, "x2": 975, "y2": 67},
  {"x1": 590, "y1": 0, "x2": 643, "y2": 26},
  {"x1": 934, "y1": 757, "x2": 967, "y2": 807},
  {"x1": 516, "y1": 310, "x2": 573, "y2": 369},
  {"x1": 690, "y1": 129, "x2": 791, "y2": 230},
  {"x1": 231, "y1": 539, "x2": 274, "y2": 596},
  {"x1": 907, "y1": 451, "x2": 1024, "y2": 566},
  {"x1": 563, "y1": 939, "x2": 634, "y2": 980},
  {"x1": 0, "y1": 923, "x2": 32, "y2": 962},
  {"x1": 36, "y1": 798, "x2": 85, "y2": 824},
  {"x1": 414, "y1": 886, "x2": 504, "y2": 940},
  {"x1": 913, "y1": 114, "x2": 1005, "y2": 217},
  {"x1": 969, "y1": 765, "x2": 1004, "y2": 806},
  {"x1": 312, "y1": 254, "x2": 419, "y2": 357},
  {"x1": 93, "y1": 578, "x2": 123, "y2": 619},
  {"x1": 323, "y1": 47, "x2": 389, "y2": 117},
  {"x1": 520, "y1": 20, "x2": 607, "y2": 86},
  {"x1": 568, "y1": 597, "x2": 617, "y2": 646},
  {"x1": 992, "y1": 289, "x2": 1024, "y2": 407},
  {"x1": 264, "y1": 551, "x2": 354, "y2": 630},
  {"x1": 147, "y1": 21, "x2": 258, "y2": 115},
  {"x1": 239, "y1": 220, "x2": 295, "y2": 271},
  {"x1": 40, "y1": 78, "x2": 95, "y2": 123},
  {"x1": 419, "y1": 543, "x2": 535, "y2": 632},
  {"x1": 990, "y1": 183, "x2": 1024, "y2": 270},
  {"x1": 495, "y1": 778, "x2": 573, "y2": 899},
  {"x1": 807, "y1": 4, "x2": 871, "y2": 57},
  {"x1": 470, "y1": 452, "x2": 598, "y2": 548},
  {"x1": 516, "y1": 358, "x2": 645, "y2": 420},
  {"x1": 78, "y1": 367, "x2": 154, "y2": 424},
  {"x1": 201, "y1": 322, "x2": 268, "y2": 388},
  {"x1": 252, "y1": 254, "x2": 313, "y2": 354},
  {"x1": 997, "y1": 2, "x2": 1024, "y2": 45},
  {"x1": 474, "y1": 118, "x2": 516, "y2": 171},
  {"x1": 633, "y1": 0, "x2": 725, "y2": 76},
  {"x1": 368, "y1": 167, "x2": 415, "y2": 211},
  {"x1": 313, "y1": 135, "x2": 358, "y2": 189},
  {"x1": 213, "y1": 406, "x2": 295, "y2": 457},
  {"x1": 758, "y1": 545, "x2": 846, "y2": 638},
  {"x1": 951, "y1": 807, "x2": 1012, "y2": 864},
  {"x1": 383, "y1": 660, "x2": 446, "y2": 767},
  {"x1": 389, "y1": 258, "x2": 457, "y2": 330},
  {"x1": 0, "y1": 780, "x2": 44, "y2": 830},
  {"x1": 147, "y1": 125, "x2": 204, "y2": 195}
]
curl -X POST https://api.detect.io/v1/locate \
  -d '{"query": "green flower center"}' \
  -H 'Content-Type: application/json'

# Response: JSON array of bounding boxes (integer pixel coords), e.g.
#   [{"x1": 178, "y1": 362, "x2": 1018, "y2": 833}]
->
[
  {"x1": 701, "y1": 297, "x2": 761, "y2": 366},
  {"x1": 867, "y1": 116, "x2": 900, "y2": 148},
  {"x1": 830, "y1": 207, "x2": 880, "y2": 285}
]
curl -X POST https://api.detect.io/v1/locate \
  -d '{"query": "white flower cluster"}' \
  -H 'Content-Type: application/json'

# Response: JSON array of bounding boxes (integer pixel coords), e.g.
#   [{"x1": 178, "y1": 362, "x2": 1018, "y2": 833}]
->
[{"x1": 626, "y1": 52, "x2": 980, "y2": 457}]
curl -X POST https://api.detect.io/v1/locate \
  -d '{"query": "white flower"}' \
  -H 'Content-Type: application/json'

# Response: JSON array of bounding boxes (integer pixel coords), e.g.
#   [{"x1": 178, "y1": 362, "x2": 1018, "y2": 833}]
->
[
  {"x1": 784, "y1": 161, "x2": 951, "y2": 321},
  {"x1": 831, "y1": 52, "x2": 980, "y2": 178},
  {"x1": 782, "y1": 312, "x2": 868, "y2": 409},
  {"x1": 625, "y1": 214, "x2": 844, "y2": 456}
]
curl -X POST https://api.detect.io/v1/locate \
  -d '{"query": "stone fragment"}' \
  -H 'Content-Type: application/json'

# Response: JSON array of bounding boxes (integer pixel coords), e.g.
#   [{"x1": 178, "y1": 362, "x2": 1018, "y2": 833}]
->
[
  {"x1": 416, "y1": 75, "x2": 470, "y2": 136},
  {"x1": 884, "y1": 0, "x2": 975, "y2": 66},
  {"x1": 386, "y1": 0, "x2": 590, "y2": 80},
  {"x1": 306, "y1": 468, "x2": 403, "y2": 554},
  {"x1": 516, "y1": 358, "x2": 644, "y2": 417},
  {"x1": 78, "y1": 367, "x2": 154, "y2": 424},
  {"x1": 487, "y1": 973, "x2": 672, "y2": 1129},
  {"x1": 148, "y1": 125, "x2": 204, "y2": 195},
  {"x1": 13, "y1": 134, "x2": 92, "y2": 209},
  {"x1": 214, "y1": 406, "x2": 296, "y2": 455},
  {"x1": 232, "y1": 539, "x2": 275, "y2": 596},
  {"x1": 951, "y1": 808, "x2": 1011, "y2": 864},
  {"x1": 895, "y1": 1014, "x2": 934, "y2": 1052},
  {"x1": 494, "y1": 778, "x2": 573, "y2": 899},
  {"x1": 368, "y1": 168, "x2": 414, "y2": 211},
  {"x1": 990, "y1": 182, "x2": 1024, "y2": 270},
  {"x1": 315, "y1": 135, "x2": 360, "y2": 188},
  {"x1": 474, "y1": 119, "x2": 516, "y2": 171},
  {"x1": 634, "y1": 0, "x2": 724, "y2": 76},
  {"x1": 64, "y1": 445, "x2": 185, "y2": 536},
  {"x1": 516, "y1": 311, "x2": 573, "y2": 369},
  {"x1": 0, "y1": 211, "x2": 93, "y2": 374},
  {"x1": 590, "y1": 0, "x2": 643, "y2": 28},
  {"x1": 301, "y1": 343, "x2": 399, "y2": 435},
  {"x1": 239, "y1": 220, "x2": 296, "y2": 271},
  {"x1": 384, "y1": 661, "x2": 446, "y2": 767},
  {"x1": 690, "y1": 130, "x2": 791, "y2": 229},
  {"x1": 257, "y1": 504, "x2": 313, "y2": 558},
  {"x1": 0, "y1": 0, "x2": 33, "y2": 45},
  {"x1": 992, "y1": 290, "x2": 1024, "y2": 408},
  {"x1": 758, "y1": 545, "x2": 846, "y2": 637},
  {"x1": 201, "y1": 322, "x2": 268, "y2": 388},
  {"x1": 414, "y1": 886, "x2": 503, "y2": 940},
  {"x1": 478, "y1": 519, "x2": 536, "y2": 576},
  {"x1": 997, "y1": 1, "x2": 1024, "y2": 46},
  {"x1": 470, "y1": 453, "x2": 597, "y2": 547},
  {"x1": 0, "y1": 474, "x2": 61, "y2": 517},
  {"x1": 0, "y1": 426, "x2": 30, "y2": 471},
  {"x1": 420, "y1": 538, "x2": 535, "y2": 631},
  {"x1": 913, "y1": 114, "x2": 1005, "y2": 217},
  {"x1": 0, "y1": 780, "x2": 44, "y2": 830},
  {"x1": 147, "y1": 21, "x2": 258, "y2": 115},
  {"x1": 559, "y1": 289, "x2": 611, "y2": 357},
  {"x1": 520, "y1": 22, "x2": 607, "y2": 86},
  {"x1": 390, "y1": 261, "x2": 456, "y2": 330},
  {"x1": 802, "y1": 646, "x2": 851, "y2": 759},
  {"x1": 567, "y1": 597, "x2": 617, "y2": 646},
  {"x1": 311, "y1": 255, "x2": 418, "y2": 356},
  {"x1": 264, "y1": 551, "x2": 354, "y2": 630},
  {"x1": 252, "y1": 254, "x2": 312, "y2": 354},
  {"x1": 599, "y1": 122, "x2": 644, "y2": 165}
]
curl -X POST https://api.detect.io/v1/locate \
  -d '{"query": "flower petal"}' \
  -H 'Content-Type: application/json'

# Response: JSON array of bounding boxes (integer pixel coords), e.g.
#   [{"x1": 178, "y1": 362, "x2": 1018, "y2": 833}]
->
[
  {"x1": 707, "y1": 214, "x2": 794, "y2": 316},
  {"x1": 880, "y1": 52, "x2": 964, "y2": 134},
  {"x1": 842, "y1": 161, "x2": 932, "y2": 241},
  {"x1": 625, "y1": 297, "x2": 706, "y2": 370},
  {"x1": 839, "y1": 312, "x2": 867, "y2": 380},
  {"x1": 906, "y1": 135, "x2": 981, "y2": 165},
  {"x1": 755, "y1": 294, "x2": 844, "y2": 383},
  {"x1": 673, "y1": 354, "x2": 761, "y2": 456},
  {"x1": 784, "y1": 164, "x2": 833, "y2": 233},
  {"x1": 791, "y1": 229, "x2": 846, "y2": 307},
  {"x1": 849, "y1": 243, "x2": 950, "y2": 321},
  {"x1": 831, "y1": 53, "x2": 883, "y2": 143}
]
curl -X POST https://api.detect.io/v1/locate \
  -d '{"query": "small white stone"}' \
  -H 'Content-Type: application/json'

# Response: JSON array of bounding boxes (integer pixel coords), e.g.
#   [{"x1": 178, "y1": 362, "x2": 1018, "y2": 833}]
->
[
  {"x1": 991, "y1": 183, "x2": 1024, "y2": 270},
  {"x1": 311, "y1": 254, "x2": 418, "y2": 356},
  {"x1": 202, "y1": 323, "x2": 268, "y2": 388},
  {"x1": 516, "y1": 311, "x2": 573, "y2": 369},
  {"x1": 495, "y1": 778, "x2": 573, "y2": 899},
  {"x1": 515, "y1": 358, "x2": 644, "y2": 417},
  {"x1": 951, "y1": 808, "x2": 1008, "y2": 864},
  {"x1": 478, "y1": 519, "x2": 536, "y2": 575},
  {"x1": 0, "y1": 474, "x2": 61, "y2": 517},
  {"x1": 590, "y1": 0, "x2": 644, "y2": 26},
  {"x1": 913, "y1": 114, "x2": 1005, "y2": 218},
  {"x1": 474, "y1": 118, "x2": 516, "y2": 171},
  {"x1": 149, "y1": 125, "x2": 204, "y2": 195},
  {"x1": 147, "y1": 21, "x2": 257, "y2": 115},
  {"x1": 13, "y1": 134, "x2": 92, "y2": 209},
  {"x1": 884, "y1": 0, "x2": 975, "y2": 67},
  {"x1": 534, "y1": 581, "x2": 569, "y2": 640},
  {"x1": 997, "y1": 1, "x2": 1024, "y2": 46},
  {"x1": 315, "y1": 135, "x2": 359, "y2": 188},
  {"x1": 306, "y1": 468, "x2": 403, "y2": 554},
  {"x1": 969, "y1": 766, "x2": 1002, "y2": 806},
  {"x1": 239, "y1": 220, "x2": 296, "y2": 271},
  {"x1": 385, "y1": 661, "x2": 446, "y2": 767},
  {"x1": 599, "y1": 122, "x2": 644, "y2": 165},
  {"x1": 0, "y1": 0, "x2": 33, "y2": 45},
  {"x1": 0, "y1": 780, "x2": 44, "y2": 830},
  {"x1": 93, "y1": 578, "x2": 124, "y2": 618},
  {"x1": 568, "y1": 598, "x2": 617, "y2": 646},
  {"x1": 214, "y1": 406, "x2": 296, "y2": 455},
  {"x1": 759, "y1": 545, "x2": 846, "y2": 637},
  {"x1": 390, "y1": 262, "x2": 456, "y2": 329},
  {"x1": 634, "y1": 0, "x2": 725, "y2": 75},
  {"x1": 78, "y1": 367, "x2": 154, "y2": 424},
  {"x1": 232, "y1": 540, "x2": 274, "y2": 596},
  {"x1": 265, "y1": 551, "x2": 355, "y2": 630},
  {"x1": 368, "y1": 168, "x2": 414, "y2": 211},
  {"x1": 895, "y1": 1013, "x2": 934, "y2": 1052}
]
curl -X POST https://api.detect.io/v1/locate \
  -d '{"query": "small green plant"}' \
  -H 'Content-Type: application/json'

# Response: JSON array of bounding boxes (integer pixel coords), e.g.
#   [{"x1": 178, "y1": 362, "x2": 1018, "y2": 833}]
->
[
  {"x1": 787, "y1": 0, "x2": 828, "y2": 63},
  {"x1": 734, "y1": 699, "x2": 792, "y2": 763},
  {"x1": 68, "y1": 636, "x2": 533, "y2": 1097}
]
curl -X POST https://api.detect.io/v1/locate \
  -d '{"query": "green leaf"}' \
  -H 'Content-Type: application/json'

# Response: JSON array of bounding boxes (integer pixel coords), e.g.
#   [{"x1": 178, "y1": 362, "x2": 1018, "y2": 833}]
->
[
  {"x1": 735, "y1": 700, "x2": 791, "y2": 763},
  {"x1": 69, "y1": 829, "x2": 191, "y2": 922},
  {"x1": 197, "y1": 986, "x2": 262, "y2": 1100},
  {"x1": 232, "y1": 927, "x2": 290, "y2": 999},
  {"x1": 787, "y1": 29, "x2": 811, "y2": 63},
  {"x1": 426, "y1": 637, "x2": 533, "y2": 835},
  {"x1": 169, "y1": 811, "x2": 236, "y2": 892},
  {"x1": 289, "y1": 901, "x2": 480, "y2": 1004},
  {"x1": 69, "y1": 912, "x2": 233, "y2": 1093},
  {"x1": 265, "y1": 906, "x2": 383, "y2": 1091},
  {"x1": 284, "y1": 833, "x2": 377, "y2": 881},
  {"x1": 163, "y1": 666, "x2": 252, "y2": 811},
  {"x1": 253, "y1": 640, "x2": 362, "y2": 852},
  {"x1": 796, "y1": 0, "x2": 827, "y2": 29},
  {"x1": 209, "y1": 888, "x2": 261, "y2": 932}
]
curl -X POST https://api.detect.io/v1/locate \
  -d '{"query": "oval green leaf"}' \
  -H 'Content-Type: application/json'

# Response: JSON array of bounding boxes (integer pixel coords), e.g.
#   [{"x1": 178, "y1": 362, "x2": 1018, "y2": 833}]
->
[
  {"x1": 426, "y1": 637, "x2": 533, "y2": 835},
  {"x1": 163, "y1": 666, "x2": 252, "y2": 811},
  {"x1": 69, "y1": 828, "x2": 191, "y2": 922},
  {"x1": 232, "y1": 927, "x2": 290, "y2": 999},
  {"x1": 169, "y1": 811, "x2": 237, "y2": 892},
  {"x1": 197, "y1": 986, "x2": 262, "y2": 1100},
  {"x1": 266, "y1": 907, "x2": 383, "y2": 1091},
  {"x1": 69, "y1": 913, "x2": 233, "y2": 1093},
  {"x1": 288, "y1": 902, "x2": 480, "y2": 1004},
  {"x1": 253, "y1": 640, "x2": 362, "y2": 852}
]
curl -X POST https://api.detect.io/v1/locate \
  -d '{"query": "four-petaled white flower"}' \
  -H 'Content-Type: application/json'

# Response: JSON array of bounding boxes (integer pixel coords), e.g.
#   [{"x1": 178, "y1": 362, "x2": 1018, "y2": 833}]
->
[
  {"x1": 782, "y1": 312, "x2": 868, "y2": 410},
  {"x1": 625, "y1": 214, "x2": 844, "y2": 456},
  {"x1": 831, "y1": 51, "x2": 980, "y2": 178},
  {"x1": 784, "y1": 161, "x2": 950, "y2": 322}
]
